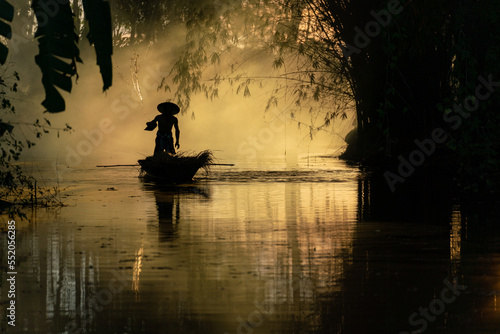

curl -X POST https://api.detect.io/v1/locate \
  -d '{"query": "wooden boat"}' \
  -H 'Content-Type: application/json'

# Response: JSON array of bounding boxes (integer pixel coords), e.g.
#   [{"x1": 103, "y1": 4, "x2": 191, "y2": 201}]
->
[{"x1": 138, "y1": 150, "x2": 213, "y2": 183}]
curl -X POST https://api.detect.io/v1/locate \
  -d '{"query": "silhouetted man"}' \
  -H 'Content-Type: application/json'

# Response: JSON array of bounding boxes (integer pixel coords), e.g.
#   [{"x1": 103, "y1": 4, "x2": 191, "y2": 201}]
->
[{"x1": 145, "y1": 102, "x2": 180, "y2": 155}]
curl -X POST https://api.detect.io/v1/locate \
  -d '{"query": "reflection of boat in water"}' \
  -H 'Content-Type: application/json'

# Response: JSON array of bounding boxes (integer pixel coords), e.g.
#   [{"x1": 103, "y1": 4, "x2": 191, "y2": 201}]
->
[
  {"x1": 141, "y1": 181, "x2": 210, "y2": 242},
  {"x1": 138, "y1": 150, "x2": 213, "y2": 183}
]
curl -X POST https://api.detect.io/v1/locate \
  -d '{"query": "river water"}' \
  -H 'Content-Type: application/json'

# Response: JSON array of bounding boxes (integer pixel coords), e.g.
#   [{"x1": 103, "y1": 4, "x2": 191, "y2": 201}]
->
[{"x1": 1, "y1": 157, "x2": 499, "y2": 333}]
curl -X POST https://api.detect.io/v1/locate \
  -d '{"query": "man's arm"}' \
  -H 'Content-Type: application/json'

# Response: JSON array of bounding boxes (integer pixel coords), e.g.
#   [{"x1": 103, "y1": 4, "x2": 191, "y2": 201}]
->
[
  {"x1": 145, "y1": 116, "x2": 158, "y2": 131},
  {"x1": 174, "y1": 118, "x2": 180, "y2": 148}
]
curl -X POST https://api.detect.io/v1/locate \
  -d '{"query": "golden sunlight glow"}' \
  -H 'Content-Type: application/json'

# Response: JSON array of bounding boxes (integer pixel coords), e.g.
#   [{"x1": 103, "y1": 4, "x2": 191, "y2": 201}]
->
[
  {"x1": 132, "y1": 53, "x2": 144, "y2": 101},
  {"x1": 297, "y1": 3, "x2": 336, "y2": 45},
  {"x1": 450, "y1": 206, "x2": 462, "y2": 278},
  {"x1": 132, "y1": 243, "x2": 144, "y2": 301}
]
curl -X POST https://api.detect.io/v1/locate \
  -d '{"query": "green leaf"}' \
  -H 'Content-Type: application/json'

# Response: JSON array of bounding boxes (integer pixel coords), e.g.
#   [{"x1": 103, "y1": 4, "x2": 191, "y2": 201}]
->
[
  {"x1": 51, "y1": 70, "x2": 73, "y2": 93},
  {"x1": 41, "y1": 85, "x2": 66, "y2": 113},
  {"x1": 273, "y1": 56, "x2": 284, "y2": 69},
  {"x1": 0, "y1": 43, "x2": 8, "y2": 65},
  {"x1": 32, "y1": 0, "x2": 80, "y2": 113},
  {"x1": 0, "y1": 121, "x2": 14, "y2": 137},
  {"x1": 0, "y1": 0, "x2": 14, "y2": 21},
  {"x1": 0, "y1": 0, "x2": 13, "y2": 65},
  {"x1": 82, "y1": 0, "x2": 113, "y2": 91},
  {"x1": 0, "y1": 20, "x2": 12, "y2": 39}
]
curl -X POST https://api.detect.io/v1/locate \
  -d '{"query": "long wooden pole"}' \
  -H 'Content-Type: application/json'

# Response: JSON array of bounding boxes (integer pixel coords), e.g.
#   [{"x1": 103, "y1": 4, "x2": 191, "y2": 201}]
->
[
  {"x1": 96, "y1": 164, "x2": 139, "y2": 167},
  {"x1": 96, "y1": 163, "x2": 234, "y2": 168}
]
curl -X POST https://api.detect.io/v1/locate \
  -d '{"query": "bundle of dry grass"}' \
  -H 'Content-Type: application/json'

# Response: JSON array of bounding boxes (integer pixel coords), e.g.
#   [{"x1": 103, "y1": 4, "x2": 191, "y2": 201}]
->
[
  {"x1": 139, "y1": 150, "x2": 214, "y2": 181},
  {"x1": 141, "y1": 150, "x2": 213, "y2": 169}
]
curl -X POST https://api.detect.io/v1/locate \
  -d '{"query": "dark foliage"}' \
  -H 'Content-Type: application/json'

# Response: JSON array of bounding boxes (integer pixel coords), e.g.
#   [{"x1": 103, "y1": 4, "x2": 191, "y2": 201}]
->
[
  {"x1": 32, "y1": 0, "x2": 82, "y2": 113},
  {"x1": 0, "y1": 70, "x2": 71, "y2": 214},
  {"x1": 30, "y1": 0, "x2": 113, "y2": 113},
  {"x1": 82, "y1": 0, "x2": 113, "y2": 90},
  {"x1": 0, "y1": 0, "x2": 14, "y2": 64}
]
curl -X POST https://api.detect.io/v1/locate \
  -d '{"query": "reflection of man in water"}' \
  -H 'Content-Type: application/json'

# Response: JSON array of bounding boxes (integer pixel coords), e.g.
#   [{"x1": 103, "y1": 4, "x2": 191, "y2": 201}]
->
[
  {"x1": 154, "y1": 189, "x2": 179, "y2": 242},
  {"x1": 145, "y1": 102, "x2": 180, "y2": 155}
]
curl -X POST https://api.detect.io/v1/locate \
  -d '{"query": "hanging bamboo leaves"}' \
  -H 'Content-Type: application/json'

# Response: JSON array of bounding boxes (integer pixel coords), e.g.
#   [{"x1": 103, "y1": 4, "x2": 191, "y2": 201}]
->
[
  {"x1": 0, "y1": 0, "x2": 14, "y2": 65},
  {"x1": 29, "y1": 0, "x2": 113, "y2": 112},
  {"x1": 32, "y1": 0, "x2": 81, "y2": 113},
  {"x1": 82, "y1": 0, "x2": 113, "y2": 91}
]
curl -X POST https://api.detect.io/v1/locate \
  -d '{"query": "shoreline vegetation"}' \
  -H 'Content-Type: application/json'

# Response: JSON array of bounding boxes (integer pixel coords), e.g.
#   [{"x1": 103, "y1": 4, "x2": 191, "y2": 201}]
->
[
  {"x1": 340, "y1": 140, "x2": 500, "y2": 200},
  {"x1": 0, "y1": 182, "x2": 65, "y2": 217}
]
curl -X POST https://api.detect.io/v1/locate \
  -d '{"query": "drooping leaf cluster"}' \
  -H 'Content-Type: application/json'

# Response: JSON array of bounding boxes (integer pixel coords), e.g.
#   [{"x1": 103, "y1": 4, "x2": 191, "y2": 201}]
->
[
  {"x1": 0, "y1": 0, "x2": 14, "y2": 65},
  {"x1": 143, "y1": 0, "x2": 354, "y2": 134},
  {"x1": 2, "y1": 0, "x2": 113, "y2": 113},
  {"x1": 82, "y1": 0, "x2": 113, "y2": 90},
  {"x1": 32, "y1": 0, "x2": 113, "y2": 113},
  {"x1": 32, "y1": 0, "x2": 82, "y2": 113},
  {"x1": 108, "y1": 0, "x2": 353, "y2": 132}
]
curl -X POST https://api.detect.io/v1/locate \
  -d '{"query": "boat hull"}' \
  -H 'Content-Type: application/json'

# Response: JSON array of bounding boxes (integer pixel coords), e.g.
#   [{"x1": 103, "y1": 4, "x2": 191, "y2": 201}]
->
[
  {"x1": 138, "y1": 151, "x2": 212, "y2": 184},
  {"x1": 138, "y1": 159, "x2": 202, "y2": 183}
]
